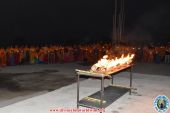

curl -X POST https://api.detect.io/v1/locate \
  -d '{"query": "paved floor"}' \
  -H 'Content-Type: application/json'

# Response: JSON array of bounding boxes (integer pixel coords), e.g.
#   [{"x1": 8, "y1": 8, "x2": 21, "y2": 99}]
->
[
  {"x1": 0, "y1": 72, "x2": 169, "y2": 113},
  {"x1": 0, "y1": 62, "x2": 169, "y2": 108},
  {"x1": 133, "y1": 62, "x2": 170, "y2": 76},
  {"x1": 0, "y1": 63, "x2": 88, "y2": 107}
]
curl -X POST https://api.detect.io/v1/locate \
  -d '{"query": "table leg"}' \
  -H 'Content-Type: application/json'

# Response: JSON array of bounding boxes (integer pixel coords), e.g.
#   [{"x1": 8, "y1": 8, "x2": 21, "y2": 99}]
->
[
  {"x1": 129, "y1": 67, "x2": 132, "y2": 95},
  {"x1": 100, "y1": 77, "x2": 104, "y2": 113},
  {"x1": 111, "y1": 76, "x2": 114, "y2": 85},
  {"x1": 77, "y1": 74, "x2": 80, "y2": 108}
]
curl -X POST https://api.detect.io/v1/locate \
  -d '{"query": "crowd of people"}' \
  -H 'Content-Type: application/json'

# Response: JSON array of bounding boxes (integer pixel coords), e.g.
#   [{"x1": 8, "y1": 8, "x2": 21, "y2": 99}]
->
[
  {"x1": 135, "y1": 45, "x2": 170, "y2": 64},
  {"x1": 0, "y1": 43, "x2": 170, "y2": 67}
]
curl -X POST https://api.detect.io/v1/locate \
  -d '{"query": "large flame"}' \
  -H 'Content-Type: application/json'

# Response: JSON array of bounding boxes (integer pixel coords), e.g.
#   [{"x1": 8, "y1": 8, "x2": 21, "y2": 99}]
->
[{"x1": 91, "y1": 54, "x2": 135, "y2": 73}]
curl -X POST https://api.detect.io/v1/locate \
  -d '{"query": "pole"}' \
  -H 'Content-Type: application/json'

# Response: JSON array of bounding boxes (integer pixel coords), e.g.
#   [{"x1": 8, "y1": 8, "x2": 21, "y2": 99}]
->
[{"x1": 114, "y1": 0, "x2": 117, "y2": 45}]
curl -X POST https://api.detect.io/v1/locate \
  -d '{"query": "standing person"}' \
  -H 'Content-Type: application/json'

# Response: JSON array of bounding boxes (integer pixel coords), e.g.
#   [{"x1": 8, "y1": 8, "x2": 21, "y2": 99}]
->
[
  {"x1": 0, "y1": 49, "x2": 2, "y2": 66},
  {"x1": 87, "y1": 48, "x2": 94, "y2": 64},
  {"x1": 136, "y1": 47, "x2": 142, "y2": 62},
  {"x1": 10, "y1": 49, "x2": 15, "y2": 66},
  {"x1": 24, "y1": 45, "x2": 30, "y2": 64},
  {"x1": 1, "y1": 48, "x2": 6, "y2": 67},
  {"x1": 14, "y1": 46, "x2": 20, "y2": 65},
  {"x1": 19, "y1": 48, "x2": 24, "y2": 64},
  {"x1": 154, "y1": 47, "x2": 161, "y2": 64},
  {"x1": 42, "y1": 47, "x2": 48, "y2": 64},
  {"x1": 34, "y1": 49, "x2": 39, "y2": 64},
  {"x1": 82, "y1": 47, "x2": 88, "y2": 63},
  {"x1": 93, "y1": 47, "x2": 99, "y2": 63},
  {"x1": 78, "y1": 46, "x2": 83, "y2": 62},
  {"x1": 6, "y1": 48, "x2": 10, "y2": 66},
  {"x1": 30, "y1": 46, "x2": 37, "y2": 64},
  {"x1": 57, "y1": 49, "x2": 61, "y2": 63},
  {"x1": 49, "y1": 47, "x2": 55, "y2": 64},
  {"x1": 63, "y1": 48, "x2": 69, "y2": 63},
  {"x1": 148, "y1": 48, "x2": 154, "y2": 63},
  {"x1": 73, "y1": 47, "x2": 79, "y2": 61},
  {"x1": 142, "y1": 46, "x2": 149, "y2": 63},
  {"x1": 38, "y1": 49, "x2": 44, "y2": 64},
  {"x1": 160, "y1": 46, "x2": 166, "y2": 62},
  {"x1": 165, "y1": 46, "x2": 170, "y2": 64},
  {"x1": 59, "y1": 47, "x2": 64, "y2": 63},
  {"x1": 70, "y1": 48, "x2": 74, "y2": 62}
]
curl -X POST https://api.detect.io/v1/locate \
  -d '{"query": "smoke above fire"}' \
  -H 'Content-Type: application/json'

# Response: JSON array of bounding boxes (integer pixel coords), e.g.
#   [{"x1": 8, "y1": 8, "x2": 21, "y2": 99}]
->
[{"x1": 126, "y1": 1, "x2": 170, "y2": 43}]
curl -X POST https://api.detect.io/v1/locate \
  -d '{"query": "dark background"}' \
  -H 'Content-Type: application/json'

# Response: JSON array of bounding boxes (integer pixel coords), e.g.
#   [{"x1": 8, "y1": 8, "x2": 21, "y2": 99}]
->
[{"x1": 0, "y1": 0, "x2": 169, "y2": 45}]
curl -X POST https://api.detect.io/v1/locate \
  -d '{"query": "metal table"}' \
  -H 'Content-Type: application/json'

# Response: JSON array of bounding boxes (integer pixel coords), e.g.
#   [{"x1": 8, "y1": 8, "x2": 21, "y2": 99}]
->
[{"x1": 75, "y1": 64, "x2": 136, "y2": 112}]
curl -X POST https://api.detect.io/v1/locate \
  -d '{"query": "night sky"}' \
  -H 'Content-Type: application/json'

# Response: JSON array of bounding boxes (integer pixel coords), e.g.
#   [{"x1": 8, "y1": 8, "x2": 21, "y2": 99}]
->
[{"x1": 0, "y1": 0, "x2": 169, "y2": 45}]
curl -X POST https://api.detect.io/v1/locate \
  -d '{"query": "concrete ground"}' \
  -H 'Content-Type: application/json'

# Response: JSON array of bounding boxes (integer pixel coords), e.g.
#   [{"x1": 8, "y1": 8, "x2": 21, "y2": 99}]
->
[
  {"x1": 0, "y1": 72, "x2": 169, "y2": 113},
  {"x1": 0, "y1": 63, "x2": 89, "y2": 107},
  {"x1": 0, "y1": 62, "x2": 169, "y2": 112},
  {"x1": 132, "y1": 62, "x2": 170, "y2": 76}
]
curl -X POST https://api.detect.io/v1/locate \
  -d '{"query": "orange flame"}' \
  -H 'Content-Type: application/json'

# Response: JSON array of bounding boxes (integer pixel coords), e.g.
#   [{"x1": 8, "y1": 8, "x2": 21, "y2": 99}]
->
[{"x1": 91, "y1": 54, "x2": 135, "y2": 73}]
